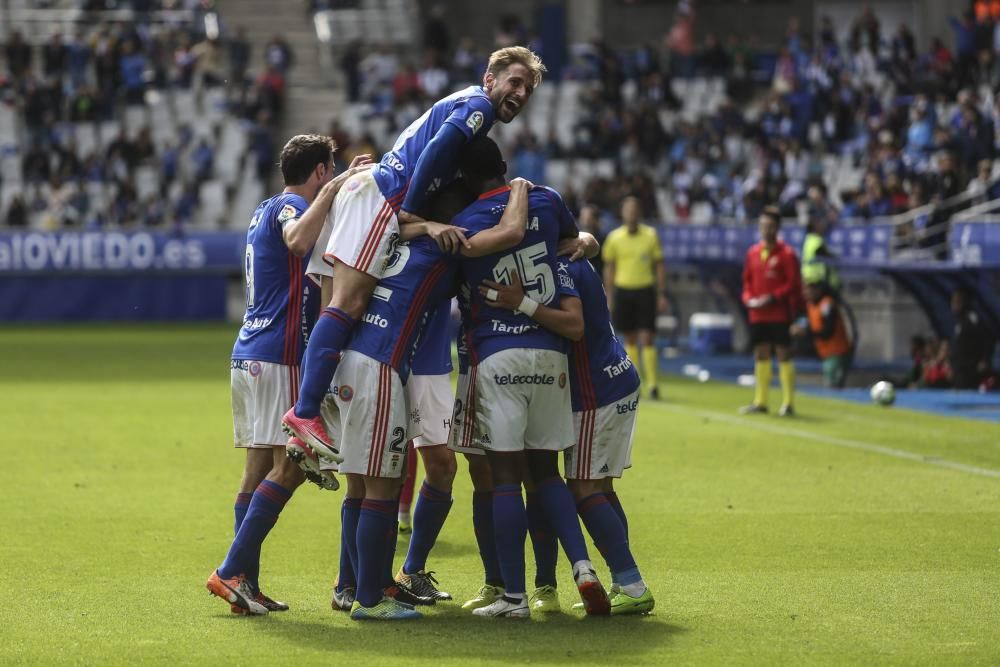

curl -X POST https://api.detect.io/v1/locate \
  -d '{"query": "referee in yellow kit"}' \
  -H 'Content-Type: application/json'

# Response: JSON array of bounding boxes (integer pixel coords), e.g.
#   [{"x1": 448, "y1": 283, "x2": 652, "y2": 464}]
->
[{"x1": 602, "y1": 196, "x2": 668, "y2": 399}]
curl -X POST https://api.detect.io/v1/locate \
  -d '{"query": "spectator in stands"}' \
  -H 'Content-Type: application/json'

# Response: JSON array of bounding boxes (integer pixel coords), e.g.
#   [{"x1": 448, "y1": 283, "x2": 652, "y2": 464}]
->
[
  {"x1": 949, "y1": 287, "x2": 997, "y2": 389},
  {"x1": 265, "y1": 34, "x2": 294, "y2": 74},
  {"x1": 228, "y1": 25, "x2": 251, "y2": 86},
  {"x1": 4, "y1": 30, "x2": 32, "y2": 79},
  {"x1": 120, "y1": 38, "x2": 148, "y2": 105},
  {"x1": 42, "y1": 33, "x2": 69, "y2": 81},
  {"x1": 966, "y1": 159, "x2": 994, "y2": 199},
  {"x1": 665, "y1": 0, "x2": 696, "y2": 79},
  {"x1": 512, "y1": 132, "x2": 546, "y2": 186},
  {"x1": 340, "y1": 40, "x2": 363, "y2": 102},
  {"x1": 423, "y1": 4, "x2": 450, "y2": 63},
  {"x1": 5, "y1": 195, "x2": 27, "y2": 228},
  {"x1": 950, "y1": 10, "x2": 978, "y2": 88}
]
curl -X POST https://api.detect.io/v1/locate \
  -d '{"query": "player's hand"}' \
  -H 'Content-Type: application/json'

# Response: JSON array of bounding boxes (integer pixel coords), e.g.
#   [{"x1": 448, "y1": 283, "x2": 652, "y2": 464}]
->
[
  {"x1": 424, "y1": 221, "x2": 471, "y2": 253},
  {"x1": 326, "y1": 162, "x2": 374, "y2": 197},
  {"x1": 480, "y1": 271, "x2": 525, "y2": 310},
  {"x1": 348, "y1": 154, "x2": 373, "y2": 169},
  {"x1": 510, "y1": 177, "x2": 534, "y2": 190},
  {"x1": 657, "y1": 293, "x2": 670, "y2": 315},
  {"x1": 559, "y1": 233, "x2": 599, "y2": 261}
]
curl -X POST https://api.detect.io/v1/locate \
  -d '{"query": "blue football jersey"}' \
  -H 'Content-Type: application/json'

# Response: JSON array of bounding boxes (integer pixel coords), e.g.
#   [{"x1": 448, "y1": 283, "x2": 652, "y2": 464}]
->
[
  {"x1": 455, "y1": 185, "x2": 579, "y2": 362},
  {"x1": 373, "y1": 86, "x2": 494, "y2": 212},
  {"x1": 233, "y1": 193, "x2": 320, "y2": 366},
  {"x1": 563, "y1": 257, "x2": 641, "y2": 411},
  {"x1": 346, "y1": 236, "x2": 457, "y2": 382},
  {"x1": 411, "y1": 299, "x2": 455, "y2": 376}
]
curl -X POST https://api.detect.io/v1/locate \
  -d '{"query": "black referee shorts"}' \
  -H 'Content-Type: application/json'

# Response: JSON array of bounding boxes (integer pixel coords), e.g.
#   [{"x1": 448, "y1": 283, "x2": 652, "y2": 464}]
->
[
  {"x1": 750, "y1": 321, "x2": 791, "y2": 348},
  {"x1": 613, "y1": 287, "x2": 656, "y2": 332}
]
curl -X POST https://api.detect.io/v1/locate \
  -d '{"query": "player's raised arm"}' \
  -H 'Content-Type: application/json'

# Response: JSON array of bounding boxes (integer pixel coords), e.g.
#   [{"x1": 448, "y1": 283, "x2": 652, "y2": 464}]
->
[
  {"x1": 480, "y1": 269, "x2": 584, "y2": 341},
  {"x1": 283, "y1": 153, "x2": 373, "y2": 257},
  {"x1": 459, "y1": 177, "x2": 531, "y2": 257},
  {"x1": 559, "y1": 231, "x2": 601, "y2": 261}
]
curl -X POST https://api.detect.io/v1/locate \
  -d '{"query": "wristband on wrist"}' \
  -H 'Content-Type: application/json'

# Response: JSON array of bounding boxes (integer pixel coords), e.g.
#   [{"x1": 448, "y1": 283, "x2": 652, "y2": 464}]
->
[{"x1": 516, "y1": 296, "x2": 539, "y2": 317}]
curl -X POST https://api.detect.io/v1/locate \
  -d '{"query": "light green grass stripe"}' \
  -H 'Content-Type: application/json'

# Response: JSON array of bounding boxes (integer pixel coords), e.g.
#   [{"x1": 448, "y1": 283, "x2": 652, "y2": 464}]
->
[{"x1": 653, "y1": 402, "x2": 1000, "y2": 480}]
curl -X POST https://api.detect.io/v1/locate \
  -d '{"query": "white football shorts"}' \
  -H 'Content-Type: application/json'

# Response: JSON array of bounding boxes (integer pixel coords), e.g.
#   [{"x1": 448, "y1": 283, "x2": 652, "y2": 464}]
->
[
  {"x1": 472, "y1": 348, "x2": 574, "y2": 453},
  {"x1": 322, "y1": 169, "x2": 399, "y2": 279},
  {"x1": 327, "y1": 351, "x2": 420, "y2": 478},
  {"x1": 406, "y1": 373, "x2": 453, "y2": 447},
  {"x1": 231, "y1": 360, "x2": 299, "y2": 448},
  {"x1": 565, "y1": 389, "x2": 639, "y2": 480}
]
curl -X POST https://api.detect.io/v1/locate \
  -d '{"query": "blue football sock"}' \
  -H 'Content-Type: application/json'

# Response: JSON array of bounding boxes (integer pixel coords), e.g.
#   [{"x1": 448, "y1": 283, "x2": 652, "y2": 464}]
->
[
  {"x1": 355, "y1": 499, "x2": 396, "y2": 607},
  {"x1": 218, "y1": 480, "x2": 293, "y2": 582},
  {"x1": 472, "y1": 491, "x2": 503, "y2": 586},
  {"x1": 578, "y1": 493, "x2": 640, "y2": 587},
  {"x1": 526, "y1": 492, "x2": 558, "y2": 588},
  {"x1": 493, "y1": 484, "x2": 528, "y2": 596},
  {"x1": 606, "y1": 491, "x2": 628, "y2": 541},
  {"x1": 536, "y1": 476, "x2": 590, "y2": 564},
  {"x1": 295, "y1": 307, "x2": 355, "y2": 418},
  {"x1": 338, "y1": 497, "x2": 362, "y2": 591},
  {"x1": 403, "y1": 481, "x2": 452, "y2": 574},
  {"x1": 234, "y1": 492, "x2": 252, "y2": 535},
  {"x1": 605, "y1": 491, "x2": 629, "y2": 584},
  {"x1": 383, "y1": 517, "x2": 399, "y2": 588}
]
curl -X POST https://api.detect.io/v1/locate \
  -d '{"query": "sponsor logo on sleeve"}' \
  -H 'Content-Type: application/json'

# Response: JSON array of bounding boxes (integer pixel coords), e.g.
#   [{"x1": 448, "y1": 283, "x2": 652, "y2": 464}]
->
[
  {"x1": 466, "y1": 111, "x2": 485, "y2": 134},
  {"x1": 558, "y1": 372, "x2": 567, "y2": 389},
  {"x1": 337, "y1": 384, "x2": 354, "y2": 401},
  {"x1": 249, "y1": 361, "x2": 262, "y2": 377},
  {"x1": 277, "y1": 204, "x2": 298, "y2": 224}
]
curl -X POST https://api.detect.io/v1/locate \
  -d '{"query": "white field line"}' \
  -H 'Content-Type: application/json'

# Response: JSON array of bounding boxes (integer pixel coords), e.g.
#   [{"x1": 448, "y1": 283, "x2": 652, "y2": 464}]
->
[{"x1": 653, "y1": 403, "x2": 1000, "y2": 480}]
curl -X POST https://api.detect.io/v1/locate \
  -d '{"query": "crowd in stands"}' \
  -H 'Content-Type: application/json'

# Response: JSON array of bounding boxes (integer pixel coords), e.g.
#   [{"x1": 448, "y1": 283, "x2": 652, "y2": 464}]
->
[
  {"x1": 0, "y1": 1, "x2": 292, "y2": 229},
  {"x1": 320, "y1": 2, "x2": 1000, "y2": 241},
  {"x1": 8, "y1": 1, "x2": 1000, "y2": 236}
]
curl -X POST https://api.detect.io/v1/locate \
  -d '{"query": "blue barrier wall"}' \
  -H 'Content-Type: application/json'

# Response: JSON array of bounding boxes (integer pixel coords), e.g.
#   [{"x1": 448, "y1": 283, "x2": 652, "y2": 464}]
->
[{"x1": 0, "y1": 231, "x2": 244, "y2": 322}]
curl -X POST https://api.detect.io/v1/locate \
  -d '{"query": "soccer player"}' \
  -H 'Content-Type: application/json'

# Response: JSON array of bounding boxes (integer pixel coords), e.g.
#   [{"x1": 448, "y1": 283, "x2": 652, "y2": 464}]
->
[
  {"x1": 602, "y1": 196, "x2": 668, "y2": 399},
  {"x1": 282, "y1": 46, "x2": 547, "y2": 460},
  {"x1": 740, "y1": 206, "x2": 802, "y2": 416},
  {"x1": 205, "y1": 135, "x2": 372, "y2": 615},
  {"x1": 450, "y1": 135, "x2": 610, "y2": 618},
  {"x1": 304, "y1": 178, "x2": 534, "y2": 620},
  {"x1": 481, "y1": 255, "x2": 655, "y2": 615}
]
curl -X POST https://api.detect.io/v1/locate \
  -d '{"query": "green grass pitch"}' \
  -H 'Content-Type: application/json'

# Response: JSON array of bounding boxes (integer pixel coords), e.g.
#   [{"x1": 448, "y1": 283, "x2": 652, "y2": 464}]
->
[{"x1": 1, "y1": 325, "x2": 998, "y2": 666}]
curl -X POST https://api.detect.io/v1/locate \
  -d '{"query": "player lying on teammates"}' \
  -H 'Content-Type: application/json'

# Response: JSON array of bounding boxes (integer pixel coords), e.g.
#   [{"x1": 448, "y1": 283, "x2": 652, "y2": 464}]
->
[
  {"x1": 282, "y1": 46, "x2": 547, "y2": 461},
  {"x1": 446, "y1": 135, "x2": 611, "y2": 618},
  {"x1": 479, "y1": 249, "x2": 654, "y2": 616},
  {"x1": 206, "y1": 135, "x2": 372, "y2": 615},
  {"x1": 298, "y1": 178, "x2": 536, "y2": 620}
]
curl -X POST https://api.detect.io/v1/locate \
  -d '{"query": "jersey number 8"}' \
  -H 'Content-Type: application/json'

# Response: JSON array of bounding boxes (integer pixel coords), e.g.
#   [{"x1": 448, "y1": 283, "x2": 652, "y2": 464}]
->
[{"x1": 491, "y1": 242, "x2": 555, "y2": 303}]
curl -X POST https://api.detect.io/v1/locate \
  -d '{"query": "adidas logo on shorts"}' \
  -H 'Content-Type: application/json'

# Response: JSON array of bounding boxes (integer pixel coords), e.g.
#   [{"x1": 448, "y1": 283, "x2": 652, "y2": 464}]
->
[{"x1": 599, "y1": 464, "x2": 610, "y2": 473}]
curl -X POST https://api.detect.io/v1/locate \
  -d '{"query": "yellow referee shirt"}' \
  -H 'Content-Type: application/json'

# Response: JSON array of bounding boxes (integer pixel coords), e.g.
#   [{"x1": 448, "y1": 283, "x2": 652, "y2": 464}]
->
[{"x1": 602, "y1": 224, "x2": 663, "y2": 289}]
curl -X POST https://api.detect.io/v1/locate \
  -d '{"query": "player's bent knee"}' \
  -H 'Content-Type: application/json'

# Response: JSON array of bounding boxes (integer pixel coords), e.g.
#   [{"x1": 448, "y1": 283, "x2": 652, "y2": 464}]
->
[
  {"x1": 485, "y1": 451, "x2": 522, "y2": 486},
  {"x1": 421, "y1": 446, "x2": 457, "y2": 489}
]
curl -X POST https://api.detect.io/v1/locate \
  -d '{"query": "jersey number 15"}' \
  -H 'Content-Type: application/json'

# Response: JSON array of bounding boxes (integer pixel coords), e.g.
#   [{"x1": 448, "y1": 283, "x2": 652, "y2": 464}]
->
[{"x1": 491, "y1": 241, "x2": 554, "y2": 303}]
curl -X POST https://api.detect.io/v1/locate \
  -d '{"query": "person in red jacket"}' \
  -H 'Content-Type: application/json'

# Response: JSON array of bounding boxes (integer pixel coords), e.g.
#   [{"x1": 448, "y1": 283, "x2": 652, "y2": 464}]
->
[{"x1": 740, "y1": 207, "x2": 802, "y2": 416}]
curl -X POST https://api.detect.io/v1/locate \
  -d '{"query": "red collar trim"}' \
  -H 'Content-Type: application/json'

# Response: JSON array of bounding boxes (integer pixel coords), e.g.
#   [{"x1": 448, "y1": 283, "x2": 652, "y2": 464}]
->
[{"x1": 478, "y1": 185, "x2": 512, "y2": 200}]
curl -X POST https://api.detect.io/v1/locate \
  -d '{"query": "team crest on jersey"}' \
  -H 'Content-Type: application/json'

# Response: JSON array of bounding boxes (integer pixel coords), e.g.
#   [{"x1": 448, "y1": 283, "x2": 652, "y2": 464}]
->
[
  {"x1": 466, "y1": 111, "x2": 485, "y2": 134},
  {"x1": 339, "y1": 384, "x2": 354, "y2": 401},
  {"x1": 558, "y1": 372, "x2": 567, "y2": 389},
  {"x1": 249, "y1": 361, "x2": 262, "y2": 377},
  {"x1": 277, "y1": 204, "x2": 298, "y2": 223}
]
